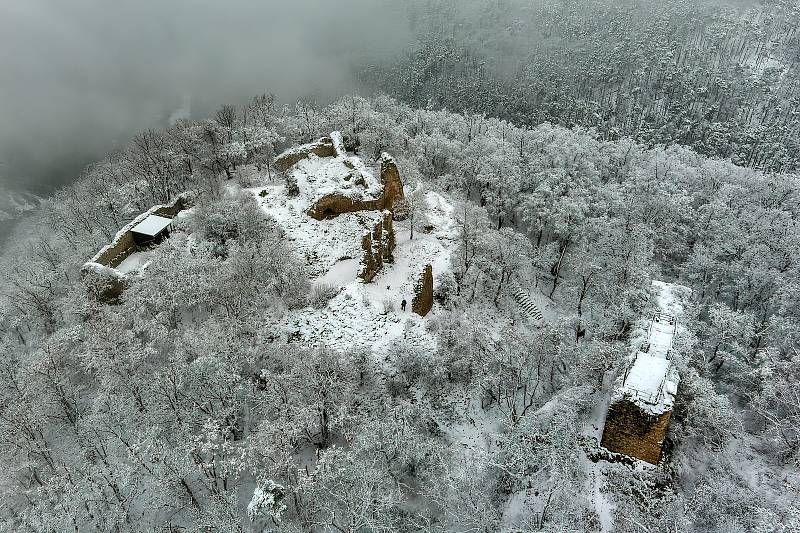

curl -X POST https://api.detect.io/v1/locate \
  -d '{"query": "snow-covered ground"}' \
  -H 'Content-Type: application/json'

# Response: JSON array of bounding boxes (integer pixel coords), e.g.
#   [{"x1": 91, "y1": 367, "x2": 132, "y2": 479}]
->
[
  {"x1": 115, "y1": 250, "x2": 154, "y2": 274},
  {"x1": 288, "y1": 142, "x2": 383, "y2": 207},
  {"x1": 249, "y1": 170, "x2": 459, "y2": 359}
]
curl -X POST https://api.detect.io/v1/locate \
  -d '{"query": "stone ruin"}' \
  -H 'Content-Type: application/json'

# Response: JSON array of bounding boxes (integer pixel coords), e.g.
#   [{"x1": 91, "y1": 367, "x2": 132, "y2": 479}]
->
[
  {"x1": 274, "y1": 132, "x2": 404, "y2": 221},
  {"x1": 601, "y1": 399, "x2": 674, "y2": 465},
  {"x1": 600, "y1": 281, "x2": 691, "y2": 465},
  {"x1": 412, "y1": 264, "x2": 434, "y2": 317},
  {"x1": 273, "y1": 136, "x2": 338, "y2": 172},
  {"x1": 81, "y1": 193, "x2": 192, "y2": 301},
  {"x1": 377, "y1": 153, "x2": 405, "y2": 213},
  {"x1": 306, "y1": 152, "x2": 405, "y2": 220},
  {"x1": 274, "y1": 132, "x2": 405, "y2": 284},
  {"x1": 359, "y1": 211, "x2": 396, "y2": 283}
]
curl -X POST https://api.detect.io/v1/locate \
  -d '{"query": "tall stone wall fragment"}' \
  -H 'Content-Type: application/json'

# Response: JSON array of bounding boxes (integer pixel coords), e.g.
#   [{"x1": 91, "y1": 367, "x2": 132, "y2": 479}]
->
[
  {"x1": 379, "y1": 152, "x2": 405, "y2": 211},
  {"x1": 358, "y1": 211, "x2": 396, "y2": 283},
  {"x1": 600, "y1": 399, "x2": 672, "y2": 465},
  {"x1": 412, "y1": 264, "x2": 433, "y2": 317}
]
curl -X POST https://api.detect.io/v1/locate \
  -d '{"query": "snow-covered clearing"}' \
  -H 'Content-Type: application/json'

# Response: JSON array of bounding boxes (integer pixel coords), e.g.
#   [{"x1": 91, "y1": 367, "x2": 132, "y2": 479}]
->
[{"x1": 250, "y1": 176, "x2": 459, "y2": 359}]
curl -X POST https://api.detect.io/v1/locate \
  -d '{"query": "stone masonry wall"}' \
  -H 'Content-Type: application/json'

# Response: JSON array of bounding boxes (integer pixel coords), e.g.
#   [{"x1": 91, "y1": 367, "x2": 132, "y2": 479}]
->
[
  {"x1": 378, "y1": 152, "x2": 405, "y2": 211},
  {"x1": 90, "y1": 195, "x2": 190, "y2": 268},
  {"x1": 307, "y1": 154, "x2": 405, "y2": 221},
  {"x1": 412, "y1": 264, "x2": 433, "y2": 317},
  {"x1": 600, "y1": 398, "x2": 672, "y2": 465},
  {"x1": 82, "y1": 193, "x2": 192, "y2": 302},
  {"x1": 308, "y1": 195, "x2": 382, "y2": 220},
  {"x1": 274, "y1": 136, "x2": 338, "y2": 172},
  {"x1": 359, "y1": 212, "x2": 395, "y2": 283}
]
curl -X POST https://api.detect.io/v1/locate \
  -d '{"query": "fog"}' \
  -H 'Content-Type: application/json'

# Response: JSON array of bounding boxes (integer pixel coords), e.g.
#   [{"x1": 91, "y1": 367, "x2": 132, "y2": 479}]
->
[{"x1": 0, "y1": 0, "x2": 412, "y2": 194}]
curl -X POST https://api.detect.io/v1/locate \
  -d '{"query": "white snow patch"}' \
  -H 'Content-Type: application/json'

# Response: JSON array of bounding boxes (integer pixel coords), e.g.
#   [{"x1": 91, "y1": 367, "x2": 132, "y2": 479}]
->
[
  {"x1": 115, "y1": 250, "x2": 154, "y2": 275},
  {"x1": 292, "y1": 151, "x2": 383, "y2": 206}
]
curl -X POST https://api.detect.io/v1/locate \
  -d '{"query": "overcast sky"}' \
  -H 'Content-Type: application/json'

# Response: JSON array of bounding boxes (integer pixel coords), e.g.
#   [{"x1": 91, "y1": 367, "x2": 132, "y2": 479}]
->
[{"x1": 0, "y1": 0, "x2": 411, "y2": 194}]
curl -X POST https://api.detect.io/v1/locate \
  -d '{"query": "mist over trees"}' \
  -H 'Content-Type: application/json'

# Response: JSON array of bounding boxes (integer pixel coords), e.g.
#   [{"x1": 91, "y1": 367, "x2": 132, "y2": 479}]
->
[
  {"x1": 0, "y1": 92, "x2": 798, "y2": 530},
  {"x1": 361, "y1": 0, "x2": 800, "y2": 173},
  {"x1": 3, "y1": 0, "x2": 797, "y2": 197}
]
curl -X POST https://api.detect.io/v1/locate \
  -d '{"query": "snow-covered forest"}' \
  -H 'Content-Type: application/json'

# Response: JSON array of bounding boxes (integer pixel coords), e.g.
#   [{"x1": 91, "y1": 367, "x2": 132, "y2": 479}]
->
[
  {"x1": 1, "y1": 90, "x2": 798, "y2": 531},
  {"x1": 1, "y1": 0, "x2": 800, "y2": 531},
  {"x1": 362, "y1": 0, "x2": 800, "y2": 172}
]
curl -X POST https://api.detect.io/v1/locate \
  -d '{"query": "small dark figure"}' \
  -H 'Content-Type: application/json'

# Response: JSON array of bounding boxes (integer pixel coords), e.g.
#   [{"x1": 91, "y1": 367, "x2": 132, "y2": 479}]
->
[{"x1": 401, "y1": 299, "x2": 407, "y2": 312}]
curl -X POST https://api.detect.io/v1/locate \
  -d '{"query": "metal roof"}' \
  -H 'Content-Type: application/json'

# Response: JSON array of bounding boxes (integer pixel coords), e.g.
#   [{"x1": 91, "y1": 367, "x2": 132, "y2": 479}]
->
[{"x1": 130, "y1": 215, "x2": 172, "y2": 237}]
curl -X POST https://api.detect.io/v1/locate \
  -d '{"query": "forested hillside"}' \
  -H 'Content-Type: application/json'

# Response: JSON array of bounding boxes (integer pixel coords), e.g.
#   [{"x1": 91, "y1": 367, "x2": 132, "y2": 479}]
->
[
  {"x1": 362, "y1": 0, "x2": 800, "y2": 173},
  {"x1": 0, "y1": 94, "x2": 798, "y2": 531}
]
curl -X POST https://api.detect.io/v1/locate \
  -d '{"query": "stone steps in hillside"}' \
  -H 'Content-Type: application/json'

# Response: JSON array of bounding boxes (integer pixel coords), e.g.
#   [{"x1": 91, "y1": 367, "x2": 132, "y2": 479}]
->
[{"x1": 511, "y1": 280, "x2": 544, "y2": 323}]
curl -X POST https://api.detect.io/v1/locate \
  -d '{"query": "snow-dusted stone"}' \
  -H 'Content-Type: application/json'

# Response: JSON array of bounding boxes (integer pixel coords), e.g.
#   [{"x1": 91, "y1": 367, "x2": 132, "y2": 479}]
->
[
  {"x1": 275, "y1": 132, "x2": 405, "y2": 221},
  {"x1": 81, "y1": 192, "x2": 193, "y2": 301},
  {"x1": 273, "y1": 136, "x2": 338, "y2": 172},
  {"x1": 359, "y1": 211, "x2": 396, "y2": 283},
  {"x1": 378, "y1": 152, "x2": 405, "y2": 212}
]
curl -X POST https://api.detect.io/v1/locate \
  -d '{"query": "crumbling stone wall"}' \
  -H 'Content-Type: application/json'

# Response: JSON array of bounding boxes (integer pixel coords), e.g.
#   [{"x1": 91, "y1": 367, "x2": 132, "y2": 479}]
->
[
  {"x1": 82, "y1": 193, "x2": 193, "y2": 302},
  {"x1": 274, "y1": 137, "x2": 338, "y2": 172},
  {"x1": 305, "y1": 149, "x2": 405, "y2": 221},
  {"x1": 90, "y1": 194, "x2": 191, "y2": 268},
  {"x1": 412, "y1": 264, "x2": 433, "y2": 317},
  {"x1": 306, "y1": 165, "x2": 405, "y2": 220},
  {"x1": 379, "y1": 152, "x2": 405, "y2": 211},
  {"x1": 308, "y1": 195, "x2": 382, "y2": 220},
  {"x1": 94, "y1": 231, "x2": 137, "y2": 269},
  {"x1": 600, "y1": 398, "x2": 672, "y2": 465},
  {"x1": 359, "y1": 212, "x2": 395, "y2": 283}
]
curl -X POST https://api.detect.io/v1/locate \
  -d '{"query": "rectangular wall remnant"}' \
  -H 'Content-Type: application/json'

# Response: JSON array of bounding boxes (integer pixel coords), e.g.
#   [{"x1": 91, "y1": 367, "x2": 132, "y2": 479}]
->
[
  {"x1": 358, "y1": 211, "x2": 395, "y2": 283},
  {"x1": 600, "y1": 280, "x2": 691, "y2": 465},
  {"x1": 81, "y1": 192, "x2": 193, "y2": 301}
]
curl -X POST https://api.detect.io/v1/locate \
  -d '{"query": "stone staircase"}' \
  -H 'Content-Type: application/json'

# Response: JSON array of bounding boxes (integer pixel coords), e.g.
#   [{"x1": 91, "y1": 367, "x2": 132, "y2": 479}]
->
[{"x1": 511, "y1": 279, "x2": 545, "y2": 324}]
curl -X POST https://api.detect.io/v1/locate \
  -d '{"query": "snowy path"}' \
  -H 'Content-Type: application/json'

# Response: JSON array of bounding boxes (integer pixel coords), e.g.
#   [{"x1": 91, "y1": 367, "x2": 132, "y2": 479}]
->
[{"x1": 583, "y1": 373, "x2": 616, "y2": 532}]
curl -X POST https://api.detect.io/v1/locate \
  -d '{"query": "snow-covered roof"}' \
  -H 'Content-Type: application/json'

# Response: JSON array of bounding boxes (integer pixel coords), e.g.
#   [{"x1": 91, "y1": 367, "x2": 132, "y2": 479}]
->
[
  {"x1": 614, "y1": 280, "x2": 692, "y2": 414},
  {"x1": 130, "y1": 215, "x2": 172, "y2": 237},
  {"x1": 622, "y1": 353, "x2": 672, "y2": 407},
  {"x1": 646, "y1": 314, "x2": 676, "y2": 357}
]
